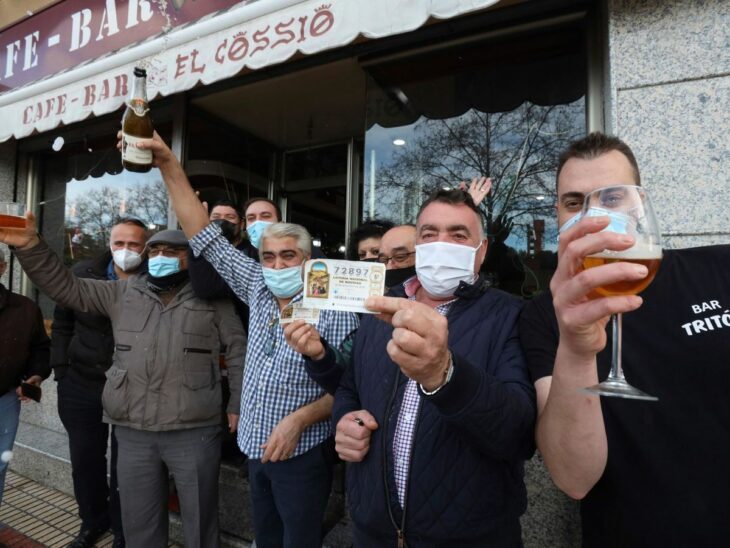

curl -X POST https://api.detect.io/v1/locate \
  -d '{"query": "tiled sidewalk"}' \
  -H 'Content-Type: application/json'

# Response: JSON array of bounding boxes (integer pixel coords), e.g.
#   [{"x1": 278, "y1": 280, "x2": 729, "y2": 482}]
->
[{"x1": 0, "y1": 471, "x2": 181, "y2": 548}]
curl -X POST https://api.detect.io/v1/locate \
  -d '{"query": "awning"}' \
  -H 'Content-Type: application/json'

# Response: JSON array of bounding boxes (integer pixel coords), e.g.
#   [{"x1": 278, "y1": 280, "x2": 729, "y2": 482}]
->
[{"x1": 0, "y1": 0, "x2": 500, "y2": 143}]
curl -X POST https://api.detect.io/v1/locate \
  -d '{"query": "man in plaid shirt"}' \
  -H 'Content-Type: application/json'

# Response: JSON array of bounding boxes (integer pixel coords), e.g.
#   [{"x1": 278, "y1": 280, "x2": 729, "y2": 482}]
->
[{"x1": 136, "y1": 132, "x2": 358, "y2": 548}]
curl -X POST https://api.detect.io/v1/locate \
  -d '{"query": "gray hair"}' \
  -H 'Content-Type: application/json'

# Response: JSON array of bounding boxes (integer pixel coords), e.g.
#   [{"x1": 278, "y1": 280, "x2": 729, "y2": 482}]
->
[
  {"x1": 261, "y1": 222, "x2": 312, "y2": 256},
  {"x1": 0, "y1": 248, "x2": 5, "y2": 263}
]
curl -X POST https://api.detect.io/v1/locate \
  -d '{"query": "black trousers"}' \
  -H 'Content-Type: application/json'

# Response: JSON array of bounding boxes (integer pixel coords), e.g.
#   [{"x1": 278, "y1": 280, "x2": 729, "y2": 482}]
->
[{"x1": 57, "y1": 373, "x2": 122, "y2": 534}]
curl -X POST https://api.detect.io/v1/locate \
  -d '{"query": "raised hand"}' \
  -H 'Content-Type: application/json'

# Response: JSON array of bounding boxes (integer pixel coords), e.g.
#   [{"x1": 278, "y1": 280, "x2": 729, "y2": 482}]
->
[
  {"x1": 551, "y1": 214, "x2": 646, "y2": 358},
  {"x1": 283, "y1": 320, "x2": 326, "y2": 360},
  {"x1": 458, "y1": 177, "x2": 492, "y2": 206},
  {"x1": 365, "y1": 296, "x2": 450, "y2": 391},
  {"x1": 0, "y1": 211, "x2": 39, "y2": 250}
]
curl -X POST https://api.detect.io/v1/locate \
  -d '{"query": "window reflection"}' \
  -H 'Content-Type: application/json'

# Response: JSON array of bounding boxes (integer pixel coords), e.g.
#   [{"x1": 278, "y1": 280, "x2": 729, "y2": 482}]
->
[
  {"x1": 63, "y1": 170, "x2": 168, "y2": 262},
  {"x1": 363, "y1": 26, "x2": 587, "y2": 296}
]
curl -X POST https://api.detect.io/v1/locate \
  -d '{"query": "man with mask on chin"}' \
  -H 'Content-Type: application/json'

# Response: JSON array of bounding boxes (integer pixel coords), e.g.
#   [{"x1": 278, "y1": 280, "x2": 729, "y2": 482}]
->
[
  {"x1": 1, "y1": 223, "x2": 246, "y2": 548},
  {"x1": 132, "y1": 132, "x2": 359, "y2": 548},
  {"x1": 51, "y1": 216, "x2": 147, "y2": 548},
  {"x1": 333, "y1": 189, "x2": 535, "y2": 546}
]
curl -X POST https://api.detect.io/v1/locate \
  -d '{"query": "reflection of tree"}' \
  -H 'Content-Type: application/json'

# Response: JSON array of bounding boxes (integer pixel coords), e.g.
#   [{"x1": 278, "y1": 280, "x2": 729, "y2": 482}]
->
[
  {"x1": 372, "y1": 101, "x2": 584, "y2": 244},
  {"x1": 65, "y1": 180, "x2": 168, "y2": 260}
]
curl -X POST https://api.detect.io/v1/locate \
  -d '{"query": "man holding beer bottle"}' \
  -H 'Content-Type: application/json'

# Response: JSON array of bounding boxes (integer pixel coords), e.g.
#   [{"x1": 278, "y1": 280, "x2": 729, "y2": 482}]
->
[{"x1": 519, "y1": 132, "x2": 730, "y2": 546}]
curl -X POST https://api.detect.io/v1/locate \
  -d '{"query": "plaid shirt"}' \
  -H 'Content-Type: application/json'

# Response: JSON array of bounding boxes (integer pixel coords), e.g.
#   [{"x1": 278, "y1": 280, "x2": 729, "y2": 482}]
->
[
  {"x1": 392, "y1": 278, "x2": 455, "y2": 506},
  {"x1": 190, "y1": 224, "x2": 359, "y2": 459}
]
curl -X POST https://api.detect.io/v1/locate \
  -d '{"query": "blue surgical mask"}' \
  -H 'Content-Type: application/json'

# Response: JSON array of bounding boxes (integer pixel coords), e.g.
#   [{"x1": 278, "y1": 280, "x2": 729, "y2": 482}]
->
[
  {"x1": 247, "y1": 220, "x2": 273, "y2": 249},
  {"x1": 262, "y1": 265, "x2": 303, "y2": 298},
  {"x1": 148, "y1": 256, "x2": 181, "y2": 278},
  {"x1": 558, "y1": 207, "x2": 633, "y2": 241}
]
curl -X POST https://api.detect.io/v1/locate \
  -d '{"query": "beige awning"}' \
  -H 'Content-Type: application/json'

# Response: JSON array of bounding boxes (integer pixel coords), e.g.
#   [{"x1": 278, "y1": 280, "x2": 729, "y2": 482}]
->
[{"x1": 0, "y1": 0, "x2": 500, "y2": 142}]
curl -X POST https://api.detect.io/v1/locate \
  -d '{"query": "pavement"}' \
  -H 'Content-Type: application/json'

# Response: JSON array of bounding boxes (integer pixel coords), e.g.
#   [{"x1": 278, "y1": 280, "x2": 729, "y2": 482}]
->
[{"x1": 0, "y1": 471, "x2": 180, "y2": 548}]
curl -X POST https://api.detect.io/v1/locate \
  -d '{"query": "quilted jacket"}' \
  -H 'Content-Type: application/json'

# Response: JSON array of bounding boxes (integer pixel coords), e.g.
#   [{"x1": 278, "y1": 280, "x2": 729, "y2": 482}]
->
[{"x1": 333, "y1": 276, "x2": 536, "y2": 546}]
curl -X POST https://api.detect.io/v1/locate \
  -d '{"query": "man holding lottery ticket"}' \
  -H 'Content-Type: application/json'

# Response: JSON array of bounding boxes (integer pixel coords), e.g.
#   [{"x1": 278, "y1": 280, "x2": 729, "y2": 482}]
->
[
  {"x1": 332, "y1": 189, "x2": 535, "y2": 546},
  {"x1": 131, "y1": 131, "x2": 359, "y2": 548}
]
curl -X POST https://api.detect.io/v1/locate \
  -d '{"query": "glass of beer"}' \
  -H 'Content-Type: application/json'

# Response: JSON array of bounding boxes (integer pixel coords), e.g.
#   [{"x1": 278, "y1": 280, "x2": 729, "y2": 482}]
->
[
  {"x1": 0, "y1": 202, "x2": 26, "y2": 229},
  {"x1": 581, "y1": 185, "x2": 662, "y2": 401}
]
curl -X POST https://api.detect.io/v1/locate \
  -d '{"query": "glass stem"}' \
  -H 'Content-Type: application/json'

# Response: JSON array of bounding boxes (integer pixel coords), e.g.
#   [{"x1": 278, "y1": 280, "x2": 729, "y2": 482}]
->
[{"x1": 608, "y1": 313, "x2": 625, "y2": 381}]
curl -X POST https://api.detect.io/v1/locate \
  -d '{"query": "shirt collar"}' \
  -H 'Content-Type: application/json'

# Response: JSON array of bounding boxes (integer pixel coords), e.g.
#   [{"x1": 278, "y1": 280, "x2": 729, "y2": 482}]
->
[{"x1": 107, "y1": 260, "x2": 118, "y2": 281}]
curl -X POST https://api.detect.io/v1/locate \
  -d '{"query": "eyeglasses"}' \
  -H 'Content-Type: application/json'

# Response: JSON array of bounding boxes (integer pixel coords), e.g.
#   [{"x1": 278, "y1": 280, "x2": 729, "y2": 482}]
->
[
  {"x1": 377, "y1": 251, "x2": 415, "y2": 266},
  {"x1": 147, "y1": 246, "x2": 186, "y2": 258}
]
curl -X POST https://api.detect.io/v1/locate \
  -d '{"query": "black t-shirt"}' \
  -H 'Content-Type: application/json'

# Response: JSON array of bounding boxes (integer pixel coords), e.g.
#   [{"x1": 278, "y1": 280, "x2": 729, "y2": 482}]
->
[{"x1": 519, "y1": 245, "x2": 730, "y2": 547}]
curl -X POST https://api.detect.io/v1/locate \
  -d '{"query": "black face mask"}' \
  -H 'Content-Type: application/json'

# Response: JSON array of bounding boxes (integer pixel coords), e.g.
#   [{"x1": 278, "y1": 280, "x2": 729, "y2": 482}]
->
[
  {"x1": 211, "y1": 219, "x2": 240, "y2": 243},
  {"x1": 385, "y1": 265, "x2": 416, "y2": 289}
]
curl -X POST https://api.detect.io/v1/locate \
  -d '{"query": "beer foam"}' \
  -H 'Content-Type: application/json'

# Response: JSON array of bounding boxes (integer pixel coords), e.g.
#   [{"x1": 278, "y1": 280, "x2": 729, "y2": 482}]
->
[{"x1": 590, "y1": 244, "x2": 662, "y2": 260}]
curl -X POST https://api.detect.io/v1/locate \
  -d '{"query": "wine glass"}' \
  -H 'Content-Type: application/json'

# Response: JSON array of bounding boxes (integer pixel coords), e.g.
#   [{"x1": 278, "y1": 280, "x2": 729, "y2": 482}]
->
[{"x1": 580, "y1": 185, "x2": 662, "y2": 401}]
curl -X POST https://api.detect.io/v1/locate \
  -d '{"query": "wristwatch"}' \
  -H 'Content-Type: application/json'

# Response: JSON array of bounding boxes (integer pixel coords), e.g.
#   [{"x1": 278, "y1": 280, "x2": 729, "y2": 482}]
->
[{"x1": 419, "y1": 352, "x2": 454, "y2": 396}]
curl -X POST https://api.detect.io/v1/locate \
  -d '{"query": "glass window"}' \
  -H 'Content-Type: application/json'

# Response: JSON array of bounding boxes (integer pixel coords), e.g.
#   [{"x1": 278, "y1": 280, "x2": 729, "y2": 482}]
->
[
  {"x1": 185, "y1": 106, "x2": 272, "y2": 210},
  {"x1": 363, "y1": 24, "x2": 587, "y2": 296},
  {"x1": 40, "y1": 122, "x2": 172, "y2": 266}
]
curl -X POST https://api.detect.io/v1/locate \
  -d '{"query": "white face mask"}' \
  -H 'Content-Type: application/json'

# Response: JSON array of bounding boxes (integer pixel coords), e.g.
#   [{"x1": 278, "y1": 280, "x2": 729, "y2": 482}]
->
[
  {"x1": 415, "y1": 241, "x2": 481, "y2": 298},
  {"x1": 111, "y1": 248, "x2": 143, "y2": 272}
]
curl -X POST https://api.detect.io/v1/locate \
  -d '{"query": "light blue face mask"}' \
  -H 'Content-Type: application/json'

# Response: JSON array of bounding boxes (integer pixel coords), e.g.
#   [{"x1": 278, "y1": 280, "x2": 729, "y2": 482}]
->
[
  {"x1": 558, "y1": 207, "x2": 632, "y2": 241},
  {"x1": 247, "y1": 220, "x2": 273, "y2": 249},
  {"x1": 148, "y1": 256, "x2": 181, "y2": 278},
  {"x1": 262, "y1": 265, "x2": 303, "y2": 298}
]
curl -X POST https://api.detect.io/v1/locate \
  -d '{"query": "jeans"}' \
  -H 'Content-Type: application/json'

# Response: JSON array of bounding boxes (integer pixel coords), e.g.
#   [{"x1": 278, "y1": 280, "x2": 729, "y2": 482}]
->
[
  {"x1": 0, "y1": 389, "x2": 20, "y2": 507},
  {"x1": 57, "y1": 373, "x2": 122, "y2": 533},
  {"x1": 248, "y1": 439, "x2": 335, "y2": 548}
]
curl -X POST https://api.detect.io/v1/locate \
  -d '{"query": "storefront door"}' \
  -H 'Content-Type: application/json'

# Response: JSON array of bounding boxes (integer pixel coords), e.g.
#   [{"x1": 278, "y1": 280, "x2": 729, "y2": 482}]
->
[{"x1": 280, "y1": 142, "x2": 352, "y2": 259}]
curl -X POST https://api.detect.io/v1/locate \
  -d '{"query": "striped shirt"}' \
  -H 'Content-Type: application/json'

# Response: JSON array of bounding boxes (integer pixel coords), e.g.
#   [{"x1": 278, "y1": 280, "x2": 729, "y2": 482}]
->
[
  {"x1": 190, "y1": 224, "x2": 359, "y2": 459},
  {"x1": 392, "y1": 277, "x2": 455, "y2": 506}
]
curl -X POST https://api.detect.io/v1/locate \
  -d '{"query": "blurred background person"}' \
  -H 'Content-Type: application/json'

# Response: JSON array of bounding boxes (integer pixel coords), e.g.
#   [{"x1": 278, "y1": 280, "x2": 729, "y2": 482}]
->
[
  {"x1": 347, "y1": 219, "x2": 394, "y2": 261},
  {"x1": 0, "y1": 247, "x2": 50, "y2": 508},
  {"x1": 51, "y1": 217, "x2": 148, "y2": 548}
]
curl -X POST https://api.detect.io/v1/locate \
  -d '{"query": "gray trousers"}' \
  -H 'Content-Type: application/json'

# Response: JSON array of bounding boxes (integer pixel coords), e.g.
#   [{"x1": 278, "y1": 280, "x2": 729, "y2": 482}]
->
[{"x1": 115, "y1": 425, "x2": 221, "y2": 548}]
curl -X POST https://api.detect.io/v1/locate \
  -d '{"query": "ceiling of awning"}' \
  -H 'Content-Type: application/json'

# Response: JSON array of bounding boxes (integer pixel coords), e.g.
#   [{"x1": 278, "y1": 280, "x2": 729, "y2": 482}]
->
[{"x1": 0, "y1": 0, "x2": 501, "y2": 143}]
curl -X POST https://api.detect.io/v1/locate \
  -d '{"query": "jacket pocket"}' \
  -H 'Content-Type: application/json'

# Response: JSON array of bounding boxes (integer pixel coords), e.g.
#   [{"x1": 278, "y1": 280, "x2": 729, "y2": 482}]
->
[
  {"x1": 116, "y1": 298, "x2": 154, "y2": 332},
  {"x1": 182, "y1": 302, "x2": 216, "y2": 336},
  {"x1": 179, "y1": 352, "x2": 220, "y2": 423},
  {"x1": 102, "y1": 366, "x2": 130, "y2": 422}
]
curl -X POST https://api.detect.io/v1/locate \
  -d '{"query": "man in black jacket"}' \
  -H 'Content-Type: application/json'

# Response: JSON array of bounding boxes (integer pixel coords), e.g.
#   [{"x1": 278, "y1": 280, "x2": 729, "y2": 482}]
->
[
  {"x1": 51, "y1": 218, "x2": 147, "y2": 548},
  {"x1": 0, "y1": 247, "x2": 50, "y2": 507},
  {"x1": 333, "y1": 190, "x2": 535, "y2": 546}
]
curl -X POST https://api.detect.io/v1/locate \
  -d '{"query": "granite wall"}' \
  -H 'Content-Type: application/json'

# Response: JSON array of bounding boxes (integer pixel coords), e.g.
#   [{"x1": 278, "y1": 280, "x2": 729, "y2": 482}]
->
[{"x1": 607, "y1": 0, "x2": 730, "y2": 249}]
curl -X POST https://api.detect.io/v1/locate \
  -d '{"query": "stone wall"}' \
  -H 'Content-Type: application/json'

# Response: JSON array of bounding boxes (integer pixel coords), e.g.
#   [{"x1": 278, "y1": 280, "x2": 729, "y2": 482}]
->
[
  {"x1": 607, "y1": 0, "x2": 730, "y2": 249},
  {"x1": 0, "y1": 139, "x2": 16, "y2": 290}
]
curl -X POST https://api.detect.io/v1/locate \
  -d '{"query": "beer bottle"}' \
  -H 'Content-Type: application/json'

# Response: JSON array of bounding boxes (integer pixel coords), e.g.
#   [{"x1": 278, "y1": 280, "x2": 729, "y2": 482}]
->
[{"x1": 121, "y1": 67, "x2": 153, "y2": 173}]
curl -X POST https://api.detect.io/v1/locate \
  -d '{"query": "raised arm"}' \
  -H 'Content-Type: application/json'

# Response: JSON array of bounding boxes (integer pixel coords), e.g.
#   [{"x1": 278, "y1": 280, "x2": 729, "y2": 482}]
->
[
  {"x1": 534, "y1": 215, "x2": 648, "y2": 499},
  {"x1": 0, "y1": 214, "x2": 117, "y2": 318},
  {"x1": 121, "y1": 131, "x2": 209, "y2": 239}
]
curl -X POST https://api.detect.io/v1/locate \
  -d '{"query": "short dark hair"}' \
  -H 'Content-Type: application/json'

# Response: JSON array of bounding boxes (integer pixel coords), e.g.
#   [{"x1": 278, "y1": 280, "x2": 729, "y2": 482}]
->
[
  {"x1": 417, "y1": 189, "x2": 485, "y2": 236},
  {"x1": 242, "y1": 197, "x2": 281, "y2": 222},
  {"x1": 210, "y1": 199, "x2": 242, "y2": 219},
  {"x1": 556, "y1": 132, "x2": 641, "y2": 192},
  {"x1": 114, "y1": 216, "x2": 147, "y2": 230},
  {"x1": 347, "y1": 219, "x2": 395, "y2": 260}
]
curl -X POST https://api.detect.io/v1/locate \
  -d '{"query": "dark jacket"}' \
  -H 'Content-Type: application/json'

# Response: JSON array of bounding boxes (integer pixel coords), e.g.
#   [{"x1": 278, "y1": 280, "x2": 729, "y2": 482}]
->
[
  {"x1": 188, "y1": 239, "x2": 254, "y2": 330},
  {"x1": 50, "y1": 251, "x2": 115, "y2": 386},
  {"x1": 333, "y1": 277, "x2": 536, "y2": 546},
  {"x1": 0, "y1": 283, "x2": 50, "y2": 394}
]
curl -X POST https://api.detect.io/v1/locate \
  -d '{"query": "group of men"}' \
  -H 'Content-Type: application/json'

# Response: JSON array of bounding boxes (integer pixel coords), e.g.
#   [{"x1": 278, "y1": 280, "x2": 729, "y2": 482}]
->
[{"x1": 0, "y1": 130, "x2": 727, "y2": 548}]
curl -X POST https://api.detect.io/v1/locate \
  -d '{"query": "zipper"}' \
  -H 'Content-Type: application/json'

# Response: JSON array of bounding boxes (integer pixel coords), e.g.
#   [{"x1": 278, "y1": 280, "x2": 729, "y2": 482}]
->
[
  {"x1": 183, "y1": 348, "x2": 212, "y2": 354},
  {"x1": 398, "y1": 396, "x2": 422, "y2": 548}
]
